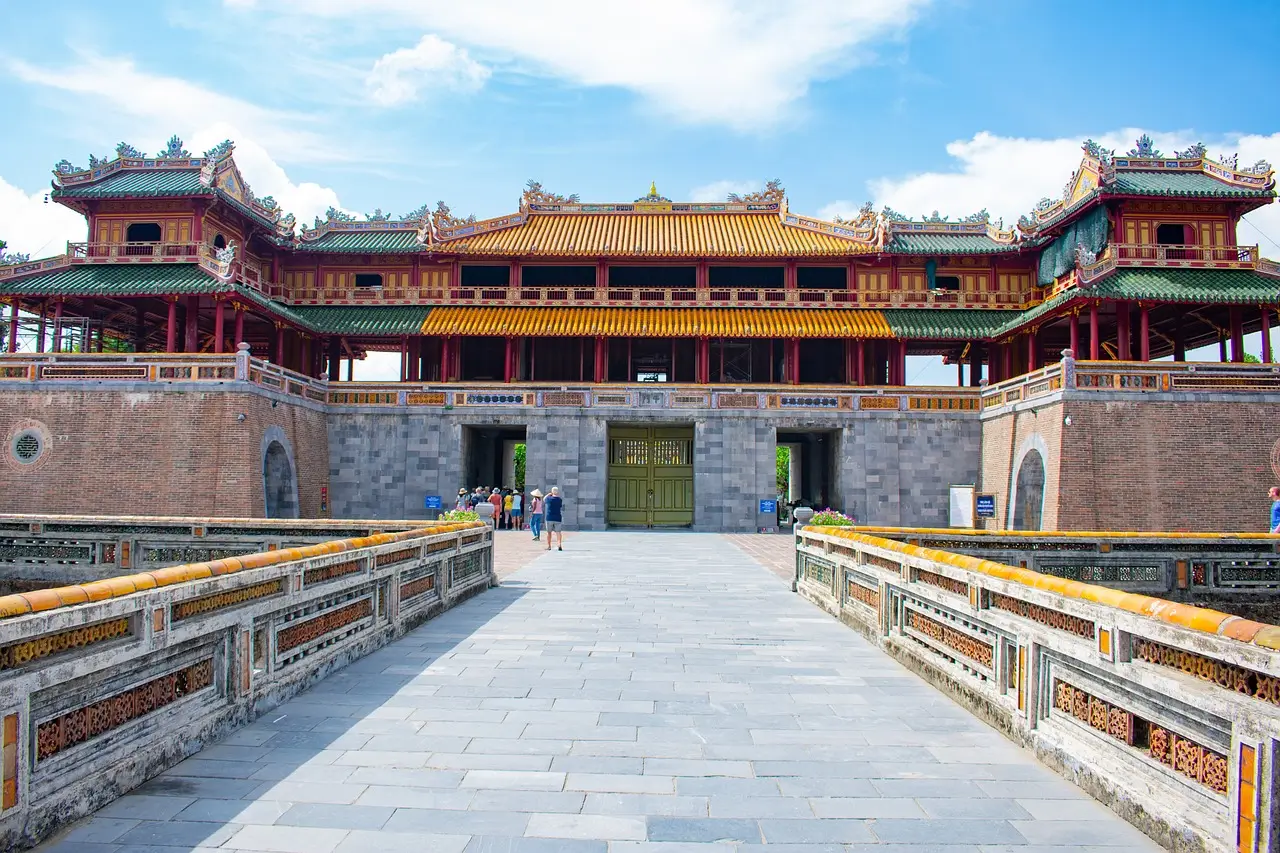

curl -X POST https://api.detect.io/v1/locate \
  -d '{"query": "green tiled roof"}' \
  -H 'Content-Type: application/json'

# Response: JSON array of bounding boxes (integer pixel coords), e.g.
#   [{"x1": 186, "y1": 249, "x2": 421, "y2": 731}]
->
[
  {"x1": 1087, "y1": 268, "x2": 1280, "y2": 303},
  {"x1": 296, "y1": 229, "x2": 422, "y2": 254},
  {"x1": 885, "y1": 233, "x2": 1030, "y2": 256},
  {"x1": 883, "y1": 309, "x2": 1013, "y2": 339},
  {"x1": 1109, "y1": 170, "x2": 1274, "y2": 199},
  {"x1": 53, "y1": 169, "x2": 210, "y2": 199},
  {"x1": 289, "y1": 306, "x2": 432, "y2": 335},
  {"x1": 231, "y1": 286, "x2": 315, "y2": 330},
  {"x1": 0, "y1": 263, "x2": 221, "y2": 296}
]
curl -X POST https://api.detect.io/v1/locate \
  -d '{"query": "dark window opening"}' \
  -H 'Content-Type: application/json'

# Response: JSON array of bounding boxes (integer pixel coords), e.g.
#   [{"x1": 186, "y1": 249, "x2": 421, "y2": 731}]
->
[
  {"x1": 212, "y1": 233, "x2": 228, "y2": 250},
  {"x1": 608, "y1": 266, "x2": 696, "y2": 289},
  {"x1": 1156, "y1": 223, "x2": 1191, "y2": 245},
  {"x1": 126, "y1": 222, "x2": 162, "y2": 242},
  {"x1": 461, "y1": 265, "x2": 510, "y2": 288},
  {"x1": 711, "y1": 340, "x2": 754, "y2": 383},
  {"x1": 776, "y1": 430, "x2": 839, "y2": 511},
  {"x1": 709, "y1": 266, "x2": 784, "y2": 290},
  {"x1": 798, "y1": 339, "x2": 845, "y2": 384},
  {"x1": 354, "y1": 273, "x2": 383, "y2": 288},
  {"x1": 607, "y1": 338, "x2": 630, "y2": 382},
  {"x1": 797, "y1": 267, "x2": 846, "y2": 290},
  {"x1": 530, "y1": 337, "x2": 591, "y2": 382},
  {"x1": 932, "y1": 275, "x2": 961, "y2": 291},
  {"x1": 460, "y1": 336, "x2": 505, "y2": 381},
  {"x1": 522, "y1": 265, "x2": 595, "y2": 288}
]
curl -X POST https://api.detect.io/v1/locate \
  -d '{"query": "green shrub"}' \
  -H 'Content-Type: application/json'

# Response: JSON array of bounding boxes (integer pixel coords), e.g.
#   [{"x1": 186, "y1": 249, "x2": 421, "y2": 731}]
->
[
  {"x1": 440, "y1": 509, "x2": 479, "y2": 522},
  {"x1": 810, "y1": 508, "x2": 855, "y2": 526}
]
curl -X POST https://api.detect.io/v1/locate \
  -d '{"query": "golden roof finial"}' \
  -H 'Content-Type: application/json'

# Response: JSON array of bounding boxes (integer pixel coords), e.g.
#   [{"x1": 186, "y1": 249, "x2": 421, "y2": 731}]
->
[{"x1": 649, "y1": 181, "x2": 658, "y2": 197}]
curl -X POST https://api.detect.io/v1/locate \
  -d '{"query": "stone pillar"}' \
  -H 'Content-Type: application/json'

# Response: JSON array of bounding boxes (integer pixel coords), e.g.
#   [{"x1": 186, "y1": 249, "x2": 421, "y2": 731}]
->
[
  {"x1": 1089, "y1": 303, "x2": 1100, "y2": 360},
  {"x1": 1139, "y1": 305, "x2": 1150, "y2": 362},
  {"x1": 52, "y1": 300, "x2": 64, "y2": 353},
  {"x1": 1230, "y1": 306, "x2": 1245, "y2": 363},
  {"x1": 1116, "y1": 301, "x2": 1130, "y2": 360},
  {"x1": 184, "y1": 295, "x2": 199, "y2": 353},
  {"x1": 1263, "y1": 308, "x2": 1273, "y2": 364},
  {"x1": 212, "y1": 299, "x2": 225, "y2": 353}
]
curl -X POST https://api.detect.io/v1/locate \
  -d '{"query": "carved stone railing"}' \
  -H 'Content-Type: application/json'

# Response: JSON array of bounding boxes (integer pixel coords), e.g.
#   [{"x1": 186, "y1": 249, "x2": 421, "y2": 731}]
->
[
  {"x1": 980, "y1": 353, "x2": 1280, "y2": 412},
  {"x1": 0, "y1": 514, "x2": 426, "y2": 591},
  {"x1": 0, "y1": 520, "x2": 491, "y2": 849},
  {"x1": 795, "y1": 527, "x2": 1279, "y2": 853}
]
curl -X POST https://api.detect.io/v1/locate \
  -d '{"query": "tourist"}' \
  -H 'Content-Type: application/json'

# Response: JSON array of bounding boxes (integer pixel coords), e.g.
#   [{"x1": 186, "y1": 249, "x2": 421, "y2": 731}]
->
[
  {"x1": 1270, "y1": 486, "x2": 1280, "y2": 533},
  {"x1": 545, "y1": 486, "x2": 564, "y2": 551},
  {"x1": 503, "y1": 489, "x2": 514, "y2": 529},
  {"x1": 489, "y1": 488, "x2": 503, "y2": 525},
  {"x1": 511, "y1": 490, "x2": 523, "y2": 530},
  {"x1": 455, "y1": 488, "x2": 469, "y2": 511},
  {"x1": 529, "y1": 489, "x2": 544, "y2": 541}
]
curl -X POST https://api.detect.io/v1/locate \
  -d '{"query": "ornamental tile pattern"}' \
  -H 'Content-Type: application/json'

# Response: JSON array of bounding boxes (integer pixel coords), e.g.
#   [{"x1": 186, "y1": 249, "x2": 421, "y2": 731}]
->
[{"x1": 418, "y1": 307, "x2": 894, "y2": 338}]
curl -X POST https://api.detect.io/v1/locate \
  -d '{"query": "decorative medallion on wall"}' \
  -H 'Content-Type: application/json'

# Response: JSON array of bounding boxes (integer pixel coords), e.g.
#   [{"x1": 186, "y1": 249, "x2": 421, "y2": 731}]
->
[
  {"x1": 7, "y1": 420, "x2": 52, "y2": 471},
  {"x1": 1271, "y1": 438, "x2": 1280, "y2": 480}
]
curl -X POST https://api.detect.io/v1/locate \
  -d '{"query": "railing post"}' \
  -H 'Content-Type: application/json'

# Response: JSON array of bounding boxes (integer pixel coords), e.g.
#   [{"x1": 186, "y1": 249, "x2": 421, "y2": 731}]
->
[
  {"x1": 235, "y1": 342, "x2": 251, "y2": 381},
  {"x1": 1060, "y1": 348, "x2": 1075, "y2": 390}
]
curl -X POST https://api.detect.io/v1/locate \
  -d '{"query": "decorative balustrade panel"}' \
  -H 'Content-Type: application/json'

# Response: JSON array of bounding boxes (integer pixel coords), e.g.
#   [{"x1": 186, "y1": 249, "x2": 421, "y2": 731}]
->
[
  {"x1": 794, "y1": 527, "x2": 1280, "y2": 853},
  {"x1": 0, "y1": 521, "x2": 491, "y2": 850}
]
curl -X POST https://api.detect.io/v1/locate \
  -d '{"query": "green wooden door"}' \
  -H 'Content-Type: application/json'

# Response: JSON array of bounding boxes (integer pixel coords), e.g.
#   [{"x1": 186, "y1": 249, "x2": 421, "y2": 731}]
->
[{"x1": 607, "y1": 425, "x2": 694, "y2": 528}]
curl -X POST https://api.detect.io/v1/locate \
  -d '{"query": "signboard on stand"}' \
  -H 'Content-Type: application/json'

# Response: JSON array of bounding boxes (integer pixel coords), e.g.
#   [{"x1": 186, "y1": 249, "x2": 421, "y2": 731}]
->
[
  {"x1": 975, "y1": 494, "x2": 996, "y2": 519},
  {"x1": 424, "y1": 495, "x2": 442, "y2": 510},
  {"x1": 949, "y1": 485, "x2": 975, "y2": 528}
]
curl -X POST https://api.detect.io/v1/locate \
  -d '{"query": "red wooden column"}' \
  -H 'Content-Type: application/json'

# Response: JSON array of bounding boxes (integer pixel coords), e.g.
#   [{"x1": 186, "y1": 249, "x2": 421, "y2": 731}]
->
[
  {"x1": 1002, "y1": 341, "x2": 1013, "y2": 379},
  {"x1": 1229, "y1": 306, "x2": 1245, "y2": 362},
  {"x1": 275, "y1": 325, "x2": 285, "y2": 365},
  {"x1": 399, "y1": 338, "x2": 408, "y2": 381},
  {"x1": 165, "y1": 299, "x2": 178, "y2": 353},
  {"x1": 212, "y1": 299, "x2": 225, "y2": 353},
  {"x1": 845, "y1": 339, "x2": 856, "y2": 385},
  {"x1": 594, "y1": 336, "x2": 606, "y2": 382},
  {"x1": 1069, "y1": 312, "x2": 1080, "y2": 357},
  {"x1": 36, "y1": 302, "x2": 47, "y2": 353},
  {"x1": 233, "y1": 306, "x2": 245, "y2": 347},
  {"x1": 441, "y1": 336, "x2": 452, "y2": 382},
  {"x1": 6, "y1": 299, "x2": 18, "y2": 353},
  {"x1": 1262, "y1": 308, "x2": 1273, "y2": 363},
  {"x1": 695, "y1": 338, "x2": 709, "y2": 384},
  {"x1": 1138, "y1": 305, "x2": 1151, "y2": 361},
  {"x1": 1026, "y1": 331, "x2": 1037, "y2": 372},
  {"x1": 856, "y1": 339, "x2": 866, "y2": 385},
  {"x1": 787, "y1": 338, "x2": 800, "y2": 384},
  {"x1": 968, "y1": 343, "x2": 981, "y2": 387},
  {"x1": 329, "y1": 336, "x2": 343, "y2": 382},
  {"x1": 503, "y1": 336, "x2": 514, "y2": 383},
  {"x1": 52, "y1": 300, "x2": 64, "y2": 353},
  {"x1": 1089, "y1": 303, "x2": 1100, "y2": 360},
  {"x1": 1115, "y1": 301, "x2": 1131, "y2": 360},
  {"x1": 184, "y1": 295, "x2": 199, "y2": 353}
]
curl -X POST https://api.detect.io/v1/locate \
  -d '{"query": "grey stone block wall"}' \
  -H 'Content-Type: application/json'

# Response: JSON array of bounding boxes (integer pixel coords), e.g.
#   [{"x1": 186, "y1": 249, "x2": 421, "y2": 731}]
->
[{"x1": 328, "y1": 405, "x2": 979, "y2": 532}]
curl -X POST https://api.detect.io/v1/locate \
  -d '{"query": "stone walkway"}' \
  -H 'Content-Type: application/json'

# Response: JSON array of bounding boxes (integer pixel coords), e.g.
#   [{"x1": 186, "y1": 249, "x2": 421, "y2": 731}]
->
[{"x1": 39, "y1": 533, "x2": 1160, "y2": 852}]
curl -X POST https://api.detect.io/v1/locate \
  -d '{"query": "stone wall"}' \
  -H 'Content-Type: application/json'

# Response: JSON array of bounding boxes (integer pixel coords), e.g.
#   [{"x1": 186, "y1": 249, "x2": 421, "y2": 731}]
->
[
  {"x1": 979, "y1": 402, "x2": 1065, "y2": 530},
  {"x1": 0, "y1": 386, "x2": 328, "y2": 518}
]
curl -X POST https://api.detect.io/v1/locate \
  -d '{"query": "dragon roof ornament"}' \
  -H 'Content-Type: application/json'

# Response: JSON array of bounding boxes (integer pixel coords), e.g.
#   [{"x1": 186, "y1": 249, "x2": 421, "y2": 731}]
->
[
  {"x1": 521, "y1": 180, "x2": 580, "y2": 207},
  {"x1": 727, "y1": 179, "x2": 785, "y2": 205}
]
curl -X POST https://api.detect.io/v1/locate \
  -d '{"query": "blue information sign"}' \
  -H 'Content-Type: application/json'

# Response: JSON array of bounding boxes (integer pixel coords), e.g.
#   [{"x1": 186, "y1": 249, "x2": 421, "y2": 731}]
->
[
  {"x1": 759, "y1": 499, "x2": 778, "y2": 514},
  {"x1": 975, "y1": 494, "x2": 996, "y2": 518},
  {"x1": 424, "y1": 495, "x2": 443, "y2": 509}
]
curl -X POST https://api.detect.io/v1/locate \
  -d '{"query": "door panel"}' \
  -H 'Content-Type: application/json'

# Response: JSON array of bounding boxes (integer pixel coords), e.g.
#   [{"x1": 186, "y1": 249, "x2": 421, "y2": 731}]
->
[{"x1": 607, "y1": 425, "x2": 694, "y2": 528}]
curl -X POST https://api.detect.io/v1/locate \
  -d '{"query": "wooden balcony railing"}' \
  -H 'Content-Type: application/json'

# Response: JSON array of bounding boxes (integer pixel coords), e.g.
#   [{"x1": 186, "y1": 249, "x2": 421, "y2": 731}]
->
[
  {"x1": 68, "y1": 241, "x2": 203, "y2": 261},
  {"x1": 1112, "y1": 242, "x2": 1258, "y2": 265}
]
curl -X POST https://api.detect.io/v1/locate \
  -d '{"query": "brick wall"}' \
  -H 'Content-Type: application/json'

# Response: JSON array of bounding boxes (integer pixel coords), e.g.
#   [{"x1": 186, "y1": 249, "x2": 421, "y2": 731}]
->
[
  {"x1": 979, "y1": 403, "x2": 1064, "y2": 529},
  {"x1": 1056, "y1": 397, "x2": 1279, "y2": 532},
  {"x1": 0, "y1": 388, "x2": 328, "y2": 518}
]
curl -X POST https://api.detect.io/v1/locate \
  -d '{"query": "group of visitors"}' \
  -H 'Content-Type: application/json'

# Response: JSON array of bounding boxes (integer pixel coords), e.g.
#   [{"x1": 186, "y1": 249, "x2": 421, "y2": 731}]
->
[{"x1": 456, "y1": 484, "x2": 566, "y2": 550}]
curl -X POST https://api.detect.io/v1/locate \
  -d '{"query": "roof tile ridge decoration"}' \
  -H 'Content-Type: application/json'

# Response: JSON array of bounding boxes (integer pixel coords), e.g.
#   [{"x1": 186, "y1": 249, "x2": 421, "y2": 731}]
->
[
  {"x1": 429, "y1": 200, "x2": 522, "y2": 246},
  {"x1": 1019, "y1": 136, "x2": 1276, "y2": 236},
  {"x1": 51, "y1": 136, "x2": 298, "y2": 241},
  {"x1": 885, "y1": 208, "x2": 1019, "y2": 244},
  {"x1": 300, "y1": 204, "x2": 431, "y2": 246}
]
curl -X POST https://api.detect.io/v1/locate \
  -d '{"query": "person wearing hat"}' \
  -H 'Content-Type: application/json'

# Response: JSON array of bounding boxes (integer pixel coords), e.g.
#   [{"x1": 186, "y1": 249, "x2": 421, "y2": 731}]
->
[
  {"x1": 528, "y1": 489, "x2": 544, "y2": 541},
  {"x1": 455, "y1": 488, "x2": 469, "y2": 511}
]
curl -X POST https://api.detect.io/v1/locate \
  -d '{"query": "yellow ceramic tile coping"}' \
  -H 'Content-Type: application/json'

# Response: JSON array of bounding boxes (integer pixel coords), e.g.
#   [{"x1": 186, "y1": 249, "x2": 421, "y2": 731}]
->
[
  {"x1": 0, "y1": 521, "x2": 485, "y2": 620},
  {"x1": 851, "y1": 525, "x2": 1280, "y2": 541},
  {"x1": 419, "y1": 307, "x2": 893, "y2": 339},
  {"x1": 804, "y1": 526, "x2": 1280, "y2": 651},
  {"x1": 449, "y1": 211, "x2": 873, "y2": 258}
]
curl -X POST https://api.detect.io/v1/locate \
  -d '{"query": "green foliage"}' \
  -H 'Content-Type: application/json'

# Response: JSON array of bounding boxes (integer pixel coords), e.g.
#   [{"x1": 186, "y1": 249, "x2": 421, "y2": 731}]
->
[
  {"x1": 775, "y1": 446, "x2": 789, "y2": 496},
  {"x1": 441, "y1": 509, "x2": 478, "y2": 522},
  {"x1": 1244, "y1": 352, "x2": 1261, "y2": 364},
  {"x1": 514, "y1": 443, "x2": 526, "y2": 490}
]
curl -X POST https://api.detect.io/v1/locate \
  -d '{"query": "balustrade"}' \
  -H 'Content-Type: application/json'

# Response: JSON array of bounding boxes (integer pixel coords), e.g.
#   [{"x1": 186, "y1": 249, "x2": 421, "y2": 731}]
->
[
  {"x1": 795, "y1": 527, "x2": 1280, "y2": 853},
  {"x1": 0, "y1": 521, "x2": 491, "y2": 848}
]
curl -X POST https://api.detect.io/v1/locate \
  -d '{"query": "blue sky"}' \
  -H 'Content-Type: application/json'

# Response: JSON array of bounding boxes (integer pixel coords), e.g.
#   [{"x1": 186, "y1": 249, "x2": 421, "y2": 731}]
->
[{"x1": 1, "y1": 0, "x2": 1279, "y2": 380}]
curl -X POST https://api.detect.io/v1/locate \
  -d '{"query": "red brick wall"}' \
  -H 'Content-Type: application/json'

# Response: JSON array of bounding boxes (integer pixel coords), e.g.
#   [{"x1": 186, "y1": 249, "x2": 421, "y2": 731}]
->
[
  {"x1": 979, "y1": 403, "x2": 1063, "y2": 530},
  {"x1": 1056, "y1": 399, "x2": 1279, "y2": 533},
  {"x1": 0, "y1": 390, "x2": 328, "y2": 518}
]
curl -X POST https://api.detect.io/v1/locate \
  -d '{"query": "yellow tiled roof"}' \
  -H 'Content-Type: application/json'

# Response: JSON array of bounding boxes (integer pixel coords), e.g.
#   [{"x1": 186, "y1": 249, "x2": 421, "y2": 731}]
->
[
  {"x1": 441, "y1": 212, "x2": 871, "y2": 258},
  {"x1": 419, "y1": 307, "x2": 893, "y2": 338}
]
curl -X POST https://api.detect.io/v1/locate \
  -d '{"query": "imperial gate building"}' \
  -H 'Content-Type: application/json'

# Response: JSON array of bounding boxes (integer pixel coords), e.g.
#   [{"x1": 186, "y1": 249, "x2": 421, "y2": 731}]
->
[{"x1": 0, "y1": 136, "x2": 1278, "y2": 531}]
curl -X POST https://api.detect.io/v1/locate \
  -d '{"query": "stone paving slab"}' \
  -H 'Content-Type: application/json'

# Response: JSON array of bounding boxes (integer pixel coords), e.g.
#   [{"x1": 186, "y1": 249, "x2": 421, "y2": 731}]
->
[{"x1": 35, "y1": 532, "x2": 1163, "y2": 852}]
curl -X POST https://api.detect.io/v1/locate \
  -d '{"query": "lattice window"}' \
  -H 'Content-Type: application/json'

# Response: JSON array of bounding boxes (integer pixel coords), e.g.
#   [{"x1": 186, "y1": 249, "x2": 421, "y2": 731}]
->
[
  {"x1": 652, "y1": 439, "x2": 692, "y2": 466},
  {"x1": 610, "y1": 439, "x2": 649, "y2": 466}
]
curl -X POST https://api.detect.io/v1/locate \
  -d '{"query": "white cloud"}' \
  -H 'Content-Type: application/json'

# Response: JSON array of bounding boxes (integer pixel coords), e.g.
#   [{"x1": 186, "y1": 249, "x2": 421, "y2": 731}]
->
[
  {"x1": 0, "y1": 177, "x2": 86, "y2": 258},
  {"x1": 688, "y1": 180, "x2": 757, "y2": 202},
  {"x1": 823, "y1": 129, "x2": 1280, "y2": 258},
  {"x1": 229, "y1": 0, "x2": 931, "y2": 129},
  {"x1": 367, "y1": 34, "x2": 489, "y2": 106}
]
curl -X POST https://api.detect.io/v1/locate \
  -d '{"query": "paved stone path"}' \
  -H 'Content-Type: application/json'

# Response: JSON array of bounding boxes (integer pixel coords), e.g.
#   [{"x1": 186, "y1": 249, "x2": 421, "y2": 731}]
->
[{"x1": 40, "y1": 533, "x2": 1161, "y2": 852}]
